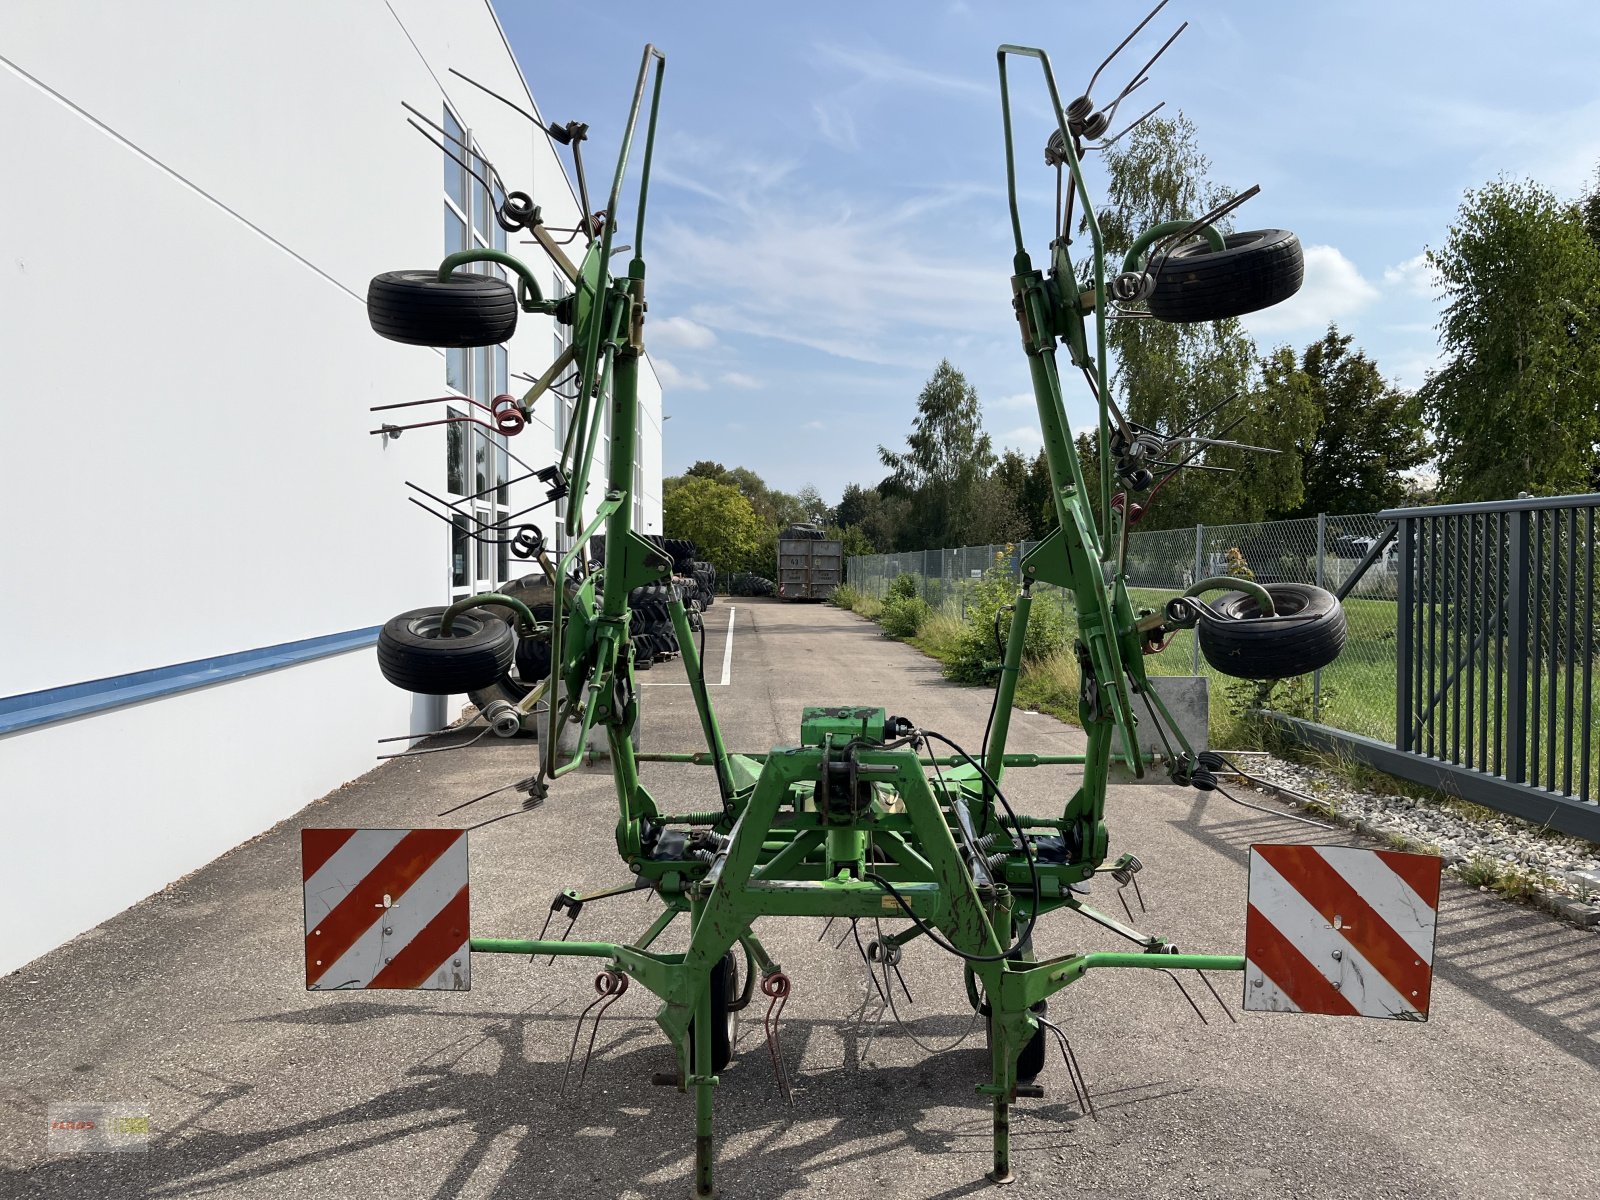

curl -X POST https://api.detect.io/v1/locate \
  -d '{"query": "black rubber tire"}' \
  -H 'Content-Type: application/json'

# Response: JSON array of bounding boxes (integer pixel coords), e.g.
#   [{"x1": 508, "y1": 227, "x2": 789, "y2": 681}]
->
[
  {"x1": 513, "y1": 602, "x2": 554, "y2": 682},
  {"x1": 687, "y1": 952, "x2": 737, "y2": 1073},
  {"x1": 367, "y1": 270, "x2": 518, "y2": 348},
  {"x1": 981, "y1": 999, "x2": 1049, "y2": 1082},
  {"x1": 1196, "y1": 582, "x2": 1347, "y2": 680},
  {"x1": 1017, "y1": 1001, "x2": 1048, "y2": 1082},
  {"x1": 377, "y1": 606, "x2": 515, "y2": 695},
  {"x1": 1146, "y1": 229, "x2": 1304, "y2": 324}
]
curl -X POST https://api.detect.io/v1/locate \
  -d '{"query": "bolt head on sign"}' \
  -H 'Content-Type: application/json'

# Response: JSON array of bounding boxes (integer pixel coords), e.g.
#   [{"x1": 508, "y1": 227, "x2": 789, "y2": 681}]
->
[
  {"x1": 301, "y1": 829, "x2": 470, "y2": 990},
  {"x1": 1244, "y1": 844, "x2": 1441, "y2": 1020}
]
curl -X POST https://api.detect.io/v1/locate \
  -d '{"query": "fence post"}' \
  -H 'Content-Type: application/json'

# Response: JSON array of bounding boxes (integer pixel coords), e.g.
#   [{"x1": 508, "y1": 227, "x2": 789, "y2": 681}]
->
[
  {"x1": 1395, "y1": 516, "x2": 1413, "y2": 750},
  {"x1": 1505, "y1": 509, "x2": 1531, "y2": 782},
  {"x1": 1314, "y1": 513, "x2": 1326, "y2": 721},
  {"x1": 1192, "y1": 523, "x2": 1204, "y2": 673}
]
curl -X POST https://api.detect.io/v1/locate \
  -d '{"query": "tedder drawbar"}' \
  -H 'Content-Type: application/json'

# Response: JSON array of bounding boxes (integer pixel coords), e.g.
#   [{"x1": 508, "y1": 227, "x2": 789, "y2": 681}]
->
[{"x1": 307, "y1": 8, "x2": 1440, "y2": 1194}]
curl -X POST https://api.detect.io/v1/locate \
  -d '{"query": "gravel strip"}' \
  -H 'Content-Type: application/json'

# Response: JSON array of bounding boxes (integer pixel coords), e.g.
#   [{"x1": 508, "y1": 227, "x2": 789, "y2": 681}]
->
[{"x1": 1225, "y1": 753, "x2": 1600, "y2": 919}]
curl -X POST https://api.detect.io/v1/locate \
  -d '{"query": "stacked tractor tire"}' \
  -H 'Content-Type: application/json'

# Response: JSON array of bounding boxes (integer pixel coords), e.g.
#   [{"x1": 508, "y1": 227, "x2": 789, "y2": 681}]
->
[
  {"x1": 627, "y1": 578, "x2": 680, "y2": 671},
  {"x1": 618, "y1": 536, "x2": 714, "y2": 671},
  {"x1": 727, "y1": 572, "x2": 776, "y2": 596}
]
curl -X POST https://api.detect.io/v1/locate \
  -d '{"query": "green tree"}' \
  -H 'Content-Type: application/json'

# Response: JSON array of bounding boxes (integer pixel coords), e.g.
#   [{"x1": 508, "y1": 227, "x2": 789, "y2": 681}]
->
[
  {"x1": 1581, "y1": 163, "x2": 1600, "y2": 251},
  {"x1": 835, "y1": 483, "x2": 907, "y2": 550},
  {"x1": 879, "y1": 360, "x2": 996, "y2": 547},
  {"x1": 795, "y1": 485, "x2": 830, "y2": 526},
  {"x1": 1090, "y1": 113, "x2": 1311, "y2": 528},
  {"x1": 1278, "y1": 326, "x2": 1429, "y2": 516},
  {"x1": 989, "y1": 448, "x2": 1058, "y2": 542},
  {"x1": 663, "y1": 477, "x2": 766, "y2": 570},
  {"x1": 835, "y1": 524, "x2": 875, "y2": 558},
  {"x1": 676, "y1": 461, "x2": 802, "y2": 528},
  {"x1": 1419, "y1": 177, "x2": 1600, "y2": 500}
]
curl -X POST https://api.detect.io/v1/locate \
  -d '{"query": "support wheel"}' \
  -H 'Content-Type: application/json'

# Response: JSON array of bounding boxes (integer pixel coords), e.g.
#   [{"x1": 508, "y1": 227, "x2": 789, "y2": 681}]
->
[
  {"x1": 376, "y1": 606, "x2": 514, "y2": 695},
  {"x1": 1146, "y1": 229, "x2": 1304, "y2": 323},
  {"x1": 1017, "y1": 1002, "x2": 1048, "y2": 1082},
  {"x1": 688, "y1": 952, "x2": 738, "y2": 1073},
  {"x1": 980, "y1": 998, "x2": 1048, "y2": 1082},
  {"x1": 367, "y1": 270, "x2": 518, "y2": 347},
  {"x1": 1196, "y1": 582, "x2": 1346, "y2": 680}
]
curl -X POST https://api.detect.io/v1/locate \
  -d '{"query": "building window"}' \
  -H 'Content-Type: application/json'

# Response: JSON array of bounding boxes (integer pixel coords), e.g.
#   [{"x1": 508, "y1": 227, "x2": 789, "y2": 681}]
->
[{"x1": 442, "y1": 103, "x2": 512, "y2": 595}]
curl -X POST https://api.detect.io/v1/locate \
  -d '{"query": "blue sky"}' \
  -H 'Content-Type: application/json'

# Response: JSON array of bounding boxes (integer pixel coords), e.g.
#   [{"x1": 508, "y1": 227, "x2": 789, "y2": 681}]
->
[{"x1": 497, "y1": 0, "x2": 1600, "y2": 502}]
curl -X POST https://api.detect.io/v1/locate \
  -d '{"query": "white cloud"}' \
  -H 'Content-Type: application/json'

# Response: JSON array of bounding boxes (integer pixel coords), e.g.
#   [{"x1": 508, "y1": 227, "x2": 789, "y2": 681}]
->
[
  {"x1": 659, "y1": 208, "x2": 1009, "y2": 368},
  {"x1": 1386, "y1": 348, "x2": 1445, "y2": 392},
  {"x1": 1382, "y1": 253, "x2": 1438, "y2": 298},
  {"x1": 720, "y1": 371, "x2": 762, "y2": 389},
  {"x1": 811, "y1": 43, "x2": 988, "y2": 97},
  {"x1": 996, "y1": 424, "x2": 1043, "y2": 449},
  {"x1": 802, "y1": 419, "x2": 826, "y2": 430},
  {"x1": 991, "y1": 391, "x2": 1036, "y2": 412},
  {"x1": 649, "y1": 316, "x2": 717, "y2": 351},
  {"x1": 811, "y1": 100, "x2": 858, "y2": 152},
  {"x1": 1404, "y1": 94, "x2": 1600, "y2": 198},
  {"x1": 652, "y1": 357, "x2": 708, "y2": 391},
  {"x1": 1239, "y1": 245, "x2": 1380, "y2": 335}
]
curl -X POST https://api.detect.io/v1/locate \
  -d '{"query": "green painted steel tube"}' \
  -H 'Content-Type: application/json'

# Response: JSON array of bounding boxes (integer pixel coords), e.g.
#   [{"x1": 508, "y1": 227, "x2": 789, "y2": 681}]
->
[
  {"x1": 690, "y1": 895, "x2": 716, "y2": 1198},
  {"x1": 635, "y1": 751, "x2": 1088, "y2": 768},
  {"x1": 437, "y1": 248, "x2": 547, "y2": 308},
  {"x1": 1070, "y1": 952, "x2": 1244, "y2": 978},
  {"x1": 1120, "y1": 219, "x2": 1226, "y2": 273},
  {"x1": 826, "y1": 827, "x2": 866, "y2": 875},
  {"x1": 1184, "y1": 575, "x2": 1276, "y2": 616},
  {"x1": 669, "y1": 600, "x2": 734, "y2": 800},
  {"x1": 633, "y1": 905, "x2": 680, "y2": 951},
  {"x1": 982, "y1": 591, "x2": 1032, "y2": 788},
  {"x1": 439, "y1": 592, "x2": 537, "y2": 635},
  {"x1": 470, "y1": 937, "x2": 619, "y2": 958}
]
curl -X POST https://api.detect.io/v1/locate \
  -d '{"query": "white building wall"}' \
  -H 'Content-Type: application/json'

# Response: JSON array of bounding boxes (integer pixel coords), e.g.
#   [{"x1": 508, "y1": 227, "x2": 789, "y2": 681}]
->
[{"x1": 0, "y1": 0, "x2": 663, "y2": 973}]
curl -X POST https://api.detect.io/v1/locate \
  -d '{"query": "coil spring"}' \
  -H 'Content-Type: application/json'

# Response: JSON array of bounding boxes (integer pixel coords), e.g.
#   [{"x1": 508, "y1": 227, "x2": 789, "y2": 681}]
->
[{"x1": 491, "y1": 394, "x2": 525, "y2": 436}]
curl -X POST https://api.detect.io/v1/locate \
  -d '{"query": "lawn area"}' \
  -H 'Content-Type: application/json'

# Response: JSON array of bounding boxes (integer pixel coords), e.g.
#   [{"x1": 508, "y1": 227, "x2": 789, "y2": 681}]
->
[{"x1": 837, "y1": 578, "x2": 1598, "y2": 800}]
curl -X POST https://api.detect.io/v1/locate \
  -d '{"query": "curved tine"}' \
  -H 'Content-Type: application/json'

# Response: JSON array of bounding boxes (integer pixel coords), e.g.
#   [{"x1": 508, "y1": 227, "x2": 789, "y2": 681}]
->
[
  {"x1": 1107, "y1": 21, "x2": 1188, "y2": 113},
  {"x1": 762, "y1": 973, "x2": 793, "y2": 1104},
  {"x1": 1147, "y1": 185, "x2": 1263, "y2": 286},
  {"x1": 1116, "y1": 885, "x2": 1136, "y2": 924},
  {"x1": 376, "y1": 714, "x2": 486, "y2": 744},
  {"x1": 447, "y1": 66, "x2": 539, "y2": 127},
  {"x1": 436, "y1": 777, "x2": 521, "y2": 818},
  {"x1": 1195, "y1": 970, "x2": 1238, "y2": 1024},
  {"x1": 890, "y1": 958, "x2": 914, "y2": 1006},
  {"x1": 851, "y1": 920, "x2": 888, "y2": 1004},
  {"x1": 1091, "y1": 101, "x2": 1165, "y2": 151},
  {"x1": 1085, "y1": 0, "x2": 1172, "y2": 99},
  {"x1": 403, "y1": 115, "x2": 501, "y2": 200},
  {"x1": 561, "y1": 980, "x2": 615, "y2": 1095},
  {"x1": 1157, "y1": 968, "x2": 1208, "y2": 1025},
  {"x1": 576, "y1": 972, "x2": 629, "y2": 1089},
  {"x1": 1102, "y1": 72, "x2": 1150, "y2": 125},
  {"x1": 1037, "y1": 1016, "x2": 1095, "y2": 1118},
  {"x1": 377, "y1": 722, "x2": 495, "y2": 760}
]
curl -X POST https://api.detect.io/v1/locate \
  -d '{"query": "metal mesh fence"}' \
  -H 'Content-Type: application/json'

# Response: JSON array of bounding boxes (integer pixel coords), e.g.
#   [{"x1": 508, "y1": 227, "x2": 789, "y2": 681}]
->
[{"x1": 847, "y1": 512, "x2": 1398, "y2": 740}]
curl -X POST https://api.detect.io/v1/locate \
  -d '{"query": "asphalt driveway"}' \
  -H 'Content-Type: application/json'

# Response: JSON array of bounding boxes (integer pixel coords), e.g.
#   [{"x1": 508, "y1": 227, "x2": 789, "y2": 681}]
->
[{"x1": 2, "y1": 598, "x2": 1597, "y2": 1199}]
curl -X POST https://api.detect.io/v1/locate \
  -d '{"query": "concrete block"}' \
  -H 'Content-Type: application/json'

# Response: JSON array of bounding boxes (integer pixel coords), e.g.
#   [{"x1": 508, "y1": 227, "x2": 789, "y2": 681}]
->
[{"x1": 1550, "y1": 897, "x2": 1600, "y2": 928}]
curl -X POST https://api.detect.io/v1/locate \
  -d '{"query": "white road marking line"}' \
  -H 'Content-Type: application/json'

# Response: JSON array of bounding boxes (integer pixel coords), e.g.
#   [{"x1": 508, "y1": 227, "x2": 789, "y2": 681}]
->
[
  {"x1": 639, "y1": 606, "x2": 736, "y2": 687},
  {"x1": 720, "y1": 606, "x2": 737, "y2": 686}
]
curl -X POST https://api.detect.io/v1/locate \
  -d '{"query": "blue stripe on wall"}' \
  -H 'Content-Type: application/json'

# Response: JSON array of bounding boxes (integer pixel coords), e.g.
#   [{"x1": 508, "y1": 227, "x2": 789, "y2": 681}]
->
[{"x1": 0, "y1": 627, "x2": 382, "y2": 737}]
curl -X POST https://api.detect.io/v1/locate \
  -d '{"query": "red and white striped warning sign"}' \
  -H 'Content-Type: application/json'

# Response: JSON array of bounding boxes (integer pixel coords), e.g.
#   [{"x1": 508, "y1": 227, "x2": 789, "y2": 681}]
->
[
  {"x1": 301, "y1": 829, "x2": 471, "y2": 991},
  {"x1": 1244, "y1": 843, "x2": 1441, "y2": 1020}
]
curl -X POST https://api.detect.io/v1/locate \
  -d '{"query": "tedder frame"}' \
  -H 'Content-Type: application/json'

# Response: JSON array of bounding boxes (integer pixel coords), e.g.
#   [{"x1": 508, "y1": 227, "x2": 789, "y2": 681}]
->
[{"x1": 353, "y1": 9, "x2": 1366, "y2": 1195}]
